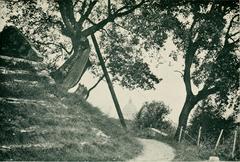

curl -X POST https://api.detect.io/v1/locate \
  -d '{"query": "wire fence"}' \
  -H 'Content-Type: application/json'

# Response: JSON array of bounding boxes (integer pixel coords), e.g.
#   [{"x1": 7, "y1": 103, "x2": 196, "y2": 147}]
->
[{"x1": 176, "y1": 125, "x2": 240, "y2": 160}]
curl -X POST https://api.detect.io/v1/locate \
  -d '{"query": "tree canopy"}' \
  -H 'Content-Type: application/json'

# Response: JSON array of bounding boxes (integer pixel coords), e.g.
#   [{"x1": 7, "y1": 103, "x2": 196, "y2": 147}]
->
[
  {"x1": 2, "y1": 0, "x2": 161, "y2": 90},
  {"x1": 121, "y1": 0, "x2": 239, "y2": 137}
]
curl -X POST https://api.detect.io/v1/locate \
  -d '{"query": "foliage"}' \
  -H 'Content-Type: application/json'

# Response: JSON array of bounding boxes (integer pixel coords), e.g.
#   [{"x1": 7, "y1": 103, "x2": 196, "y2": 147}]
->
[
  {"x1": 123, "y1": 0, "x2": 239, "y2": 137},
  {"x1": 1, "y1": 0, "x2": 161, "y2": 90},
  {"x1": 134, "y1": 101, "x2": 170, "y2": 130},
  {"x1": 189, "y1": 98, "x2": 238, "y2": 140},
  {"x1": 99, "y1": 24, "x2": 161, "y2": 90}
]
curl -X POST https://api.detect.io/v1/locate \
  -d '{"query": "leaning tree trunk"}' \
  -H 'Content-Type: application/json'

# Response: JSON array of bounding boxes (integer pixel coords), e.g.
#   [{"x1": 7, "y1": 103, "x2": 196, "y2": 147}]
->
[
  {"x1": 174, "y1": 95, "x2": 196, "y2": 140},
  {"x1": 51, "y1": 37, "x2": 90, "y2": 90}
]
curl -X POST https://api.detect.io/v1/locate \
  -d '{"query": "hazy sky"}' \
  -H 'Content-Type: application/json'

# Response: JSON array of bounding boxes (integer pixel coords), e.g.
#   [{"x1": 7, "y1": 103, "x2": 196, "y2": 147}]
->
[{"x1": 79, "y1": 38, "x2": 187, "y2": 124}]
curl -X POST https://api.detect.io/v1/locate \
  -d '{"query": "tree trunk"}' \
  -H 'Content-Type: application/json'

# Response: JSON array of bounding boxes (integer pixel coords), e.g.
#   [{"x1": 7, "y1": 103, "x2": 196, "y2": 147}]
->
[
  {"x1": 51, "y1": 37, "x2": 90, "y2": 90},
  {"x1": 62, "y1": 47, "x2": 90, "y2": 89},
  {"x1": 174, "y1": 95, "x2": 196, "y2": 140}
]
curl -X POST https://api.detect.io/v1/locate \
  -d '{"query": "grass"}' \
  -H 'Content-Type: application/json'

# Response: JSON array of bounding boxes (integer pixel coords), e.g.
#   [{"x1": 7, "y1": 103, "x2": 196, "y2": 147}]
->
[
  {"x1": 0, "y1": 57, "x2": 142, "y2": 161},
  {"x1": 0, "y1": 90, "x2": 142, "y2": 160},
  {"x1": 0, "y1": 87, "x2": 143, "y2": 161},
  {"x1": 129, "y1": 121, "x2": 240, "y2": 161}
]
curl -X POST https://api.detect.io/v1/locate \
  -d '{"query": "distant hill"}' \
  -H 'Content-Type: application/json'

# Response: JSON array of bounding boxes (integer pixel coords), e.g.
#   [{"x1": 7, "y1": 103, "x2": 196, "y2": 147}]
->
[{"x1": 0, "y1": 26, "x2": 141, "y2": 161}]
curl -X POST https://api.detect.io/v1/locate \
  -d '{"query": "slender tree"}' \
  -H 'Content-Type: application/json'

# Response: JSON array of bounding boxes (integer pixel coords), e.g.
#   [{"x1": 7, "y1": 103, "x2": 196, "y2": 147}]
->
[{"x1": 123, "y1": 0, "x2": 239, "y2": 139}]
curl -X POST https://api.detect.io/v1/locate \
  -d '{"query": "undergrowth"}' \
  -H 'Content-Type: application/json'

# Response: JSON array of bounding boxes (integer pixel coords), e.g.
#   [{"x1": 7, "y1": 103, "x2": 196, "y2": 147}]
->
[{"x1": 129, "y1": 121, "x2": 240, "y2": 161}]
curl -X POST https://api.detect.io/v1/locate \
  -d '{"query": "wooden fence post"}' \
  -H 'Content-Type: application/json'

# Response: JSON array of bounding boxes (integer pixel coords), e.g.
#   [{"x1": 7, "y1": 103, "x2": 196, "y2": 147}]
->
[
  {"x1": 178, "y1": 126, "x2": 183, "y2": 143},
  {"x1": 231, "y1": 129, "x2": 238, "y2": 158},
  {"x1": 214, "y1": 129, "x2": 224, "y2": 151},
  {"x1": 197, "y1": 126, "x2": 202, "y2": 146},
  {"x1": 184, "y1": 129, "x2": 187, "y2": 141}
]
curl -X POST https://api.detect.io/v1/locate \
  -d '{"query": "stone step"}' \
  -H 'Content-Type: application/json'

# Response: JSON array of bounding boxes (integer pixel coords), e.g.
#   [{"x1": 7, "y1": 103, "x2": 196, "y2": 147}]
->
[
  {"x1": 0, "y1": 97, "x2": 67, "y2": 115},
  {"x1": 0, "y1": 142, "x2": 64, "y2": 150},
  {"x1": 0, "y1": 97, "x2": 54, "y2": 104},
  {"x1": 0, "y1": 140, "x2": 94, "y2": 161},
  {"x1": 0, "y1": 82, "x2": 46, "y2": 99},
  {"x1": 0, "y1": 125, "x2": 89, "y2": 146},
  {"x1": 0, "y1": 55, "x2": 45, "y2": 71},
  {"x1": 0, "y1": 66, "x2": 31, "y2": 75},
  {"x1": 0, "y1": 142, "x2": 65, "y2": 160},
  {"x1": 0, "y1": 77, "x2": 55, "y2": 99},
  {"x1": 0, "y1": 67, "x2": 55, "y2": 84},
  {"x1": 0, "y1": 97, "x2": 71, "y2": 125},
  {"x1": 1, "y1": 79, "x2": 39, "y2": 86},
  {"x1": 0, "y1": 73, "x2": 40, "y2": 83}
]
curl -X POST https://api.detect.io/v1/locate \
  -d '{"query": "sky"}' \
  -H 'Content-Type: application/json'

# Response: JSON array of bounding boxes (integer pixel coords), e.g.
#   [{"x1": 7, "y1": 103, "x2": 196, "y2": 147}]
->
[{"x1": 78, "y1": 39, "x2": 187, "y2": 124}]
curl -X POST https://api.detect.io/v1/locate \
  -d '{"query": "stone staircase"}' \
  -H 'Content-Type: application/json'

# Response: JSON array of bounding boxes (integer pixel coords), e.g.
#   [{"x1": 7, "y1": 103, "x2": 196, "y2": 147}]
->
[
  {"x1": 0, "y1": 26, "x2": 141, "y2": 161},
  {"x1": 0, "y1": 54, "x2": 111, "y2": 160},
  {"x1": 0, "y1": 55, "x2": 61, "y2": 159}
]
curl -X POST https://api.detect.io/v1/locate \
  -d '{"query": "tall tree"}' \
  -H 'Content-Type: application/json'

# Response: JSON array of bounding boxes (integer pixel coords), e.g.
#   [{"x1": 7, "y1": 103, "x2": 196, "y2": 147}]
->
[
  {"x1": 3, "y1": 0, "x2": 150, "y2": 89},
  {"x1": 123, "y1": 0, "x2": 239, "y2": 138},
  {"x1": 2, "y1": 0, "x2": 162, "y2": 128}
]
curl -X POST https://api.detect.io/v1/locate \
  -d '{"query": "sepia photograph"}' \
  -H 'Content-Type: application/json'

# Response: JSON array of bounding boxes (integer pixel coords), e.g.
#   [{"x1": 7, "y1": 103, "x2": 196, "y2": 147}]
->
[{"x1": 0, "y1": 0, "x2": 239, "y2": 161}]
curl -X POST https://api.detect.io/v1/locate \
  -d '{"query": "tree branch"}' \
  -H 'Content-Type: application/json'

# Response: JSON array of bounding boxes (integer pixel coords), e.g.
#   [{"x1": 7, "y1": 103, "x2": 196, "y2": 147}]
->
[
  {"x1": 58, "y1": 0, "x2": 76, "y2": 36},
  {"x1": 224, "y1": 14, "x2": 239, "y2": 45},
  {"x1": 195, "y1": 86, "x2": 219, "y2": 101},
  {"x1": 78, "y1": 0, "x2": 87, "y2": 14},
  {"x1": 35, "y1": 40, "x2": 72, "y2": 55},
  {"x1": 86, "y1": 17, "x2": 96, "y2": 25},
  {"x1": 113, "y1": 0, "x2": 145, "y2": 18},
  {"x1": 114, "y1": 22, "x2": 146, "y2": 40},
  {"x1": 85, "y1": 74, "x2": 104, "y2": 100},
  {"x1": 183, "y1": 19, "x2": 198, "y2": 97},
  {"x1": 174, "y1": 70, "x2": 184, "y2": 77},
  {"x1": 78, "y1": 0, "x2": 98, "y2": 27},
  {"x1": 81, "y1": 0, "x2": 146, "y2": 37},
  {"x1": 229, "y1": 31, "x2": 240, "y2": 38},
  {"x1": 107, "y1": 0, "x2": 111, "y2": 15}
]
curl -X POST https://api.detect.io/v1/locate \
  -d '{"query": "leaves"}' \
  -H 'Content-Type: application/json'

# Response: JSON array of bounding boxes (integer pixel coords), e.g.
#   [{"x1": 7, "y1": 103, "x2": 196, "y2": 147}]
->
[
  {"x1": 135, "y1": 101, "x2": 171, "y2": 129},
  {"x1": 3, "y1": 0, "x2": 161, "y2": 90}
]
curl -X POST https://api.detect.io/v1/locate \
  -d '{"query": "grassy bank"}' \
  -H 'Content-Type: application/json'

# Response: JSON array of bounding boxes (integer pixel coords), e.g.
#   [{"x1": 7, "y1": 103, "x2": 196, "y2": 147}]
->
[
  {"x1": 0, "y1": 56, "x2": 142, "y2": 160},
  {"x1": 0, "y1": 87, "x2": 142, "y2": 161}
]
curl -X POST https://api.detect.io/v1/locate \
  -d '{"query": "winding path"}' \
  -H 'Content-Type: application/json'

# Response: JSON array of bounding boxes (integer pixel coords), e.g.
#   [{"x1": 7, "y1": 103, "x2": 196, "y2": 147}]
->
[{"x1": 128, "y1": 138, "x2": 175, "y2": 162}]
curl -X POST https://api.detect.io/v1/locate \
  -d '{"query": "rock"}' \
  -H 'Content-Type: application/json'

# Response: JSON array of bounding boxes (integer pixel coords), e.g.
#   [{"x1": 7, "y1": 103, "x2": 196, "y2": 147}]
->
[
  {"x1": 0, "y1": 26, "x2": 43, "y2": 62},
  {"x1": 209, "y1": 156, "x2": 220, "y2": 161}
]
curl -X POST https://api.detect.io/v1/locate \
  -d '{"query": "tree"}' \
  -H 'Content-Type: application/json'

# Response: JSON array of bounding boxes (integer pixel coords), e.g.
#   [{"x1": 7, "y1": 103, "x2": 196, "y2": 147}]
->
[
  {"x1": 2, "y1": 0, "x2": 162, "y2": 97},
  {"x1": 123, "y1": 0, "x2": 239, "y2": 139},
  {"x1": 3, "y1": 0, "x2": 151, "y2": 89},
  {"x1": 135, "y1": 101, "x2": 171, "y2": 130},
  {"x1": 2, "y1": 0, "x2": 163, "y2": 128}
]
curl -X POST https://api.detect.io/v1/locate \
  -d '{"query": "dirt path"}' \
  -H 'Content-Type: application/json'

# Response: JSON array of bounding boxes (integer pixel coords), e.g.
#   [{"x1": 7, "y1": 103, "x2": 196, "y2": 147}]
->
[{"x1": 128, "y1": 138, "x2": 175, "y2": 162}]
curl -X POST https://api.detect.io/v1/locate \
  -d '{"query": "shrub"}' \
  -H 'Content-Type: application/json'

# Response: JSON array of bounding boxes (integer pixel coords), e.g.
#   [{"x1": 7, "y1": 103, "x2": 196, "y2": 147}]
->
[{"x1": 134, "y1": 101, "x2": 171, "y2": 130}]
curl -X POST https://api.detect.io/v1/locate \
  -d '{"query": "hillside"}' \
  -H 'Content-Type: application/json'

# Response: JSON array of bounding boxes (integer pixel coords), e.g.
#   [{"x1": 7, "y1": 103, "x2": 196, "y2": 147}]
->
[
  {"x1": 0, "y1": 54, "x2": 142, "y2": 161},
  {"x1": 0, "y1": 27, "x2": 141, "y2": 161}
]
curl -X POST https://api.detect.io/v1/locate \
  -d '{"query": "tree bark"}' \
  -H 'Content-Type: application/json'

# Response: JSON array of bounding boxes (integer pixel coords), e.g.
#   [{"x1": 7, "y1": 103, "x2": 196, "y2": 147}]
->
[
  {"x1": 51, "y1": 37, "x2": 90, "y2": 89},
  {"x1": 174, "y1": 95, "x2": 196, "y2": 140}
]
